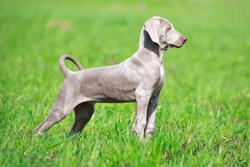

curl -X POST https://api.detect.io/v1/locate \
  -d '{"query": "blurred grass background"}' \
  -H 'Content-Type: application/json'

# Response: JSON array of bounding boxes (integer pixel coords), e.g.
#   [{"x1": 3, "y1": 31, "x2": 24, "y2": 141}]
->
[{"x1": 0, "y1": 0, "x2": 249, "y2": 166}]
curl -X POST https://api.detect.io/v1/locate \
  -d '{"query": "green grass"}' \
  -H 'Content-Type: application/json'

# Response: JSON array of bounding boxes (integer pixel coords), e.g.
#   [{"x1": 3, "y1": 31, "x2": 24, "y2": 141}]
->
[{"x1": 0, "y1": 0, "x2": 250, "y2": 166}]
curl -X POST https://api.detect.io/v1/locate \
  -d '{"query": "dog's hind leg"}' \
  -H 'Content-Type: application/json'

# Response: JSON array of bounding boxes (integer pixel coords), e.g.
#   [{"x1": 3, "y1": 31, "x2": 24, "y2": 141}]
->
[
  {"x1": 34, "y1": 82, "x2": 83, "y2": 137},
  {"x1": 69, "y1": 102, "x2": 94, "y2": 134}
]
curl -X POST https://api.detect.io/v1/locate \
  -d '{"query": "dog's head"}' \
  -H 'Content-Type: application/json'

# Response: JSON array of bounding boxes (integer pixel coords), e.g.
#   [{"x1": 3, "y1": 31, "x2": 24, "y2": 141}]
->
[{"x1": 144, "y1": 16, "x2": 187, "y2": 51}]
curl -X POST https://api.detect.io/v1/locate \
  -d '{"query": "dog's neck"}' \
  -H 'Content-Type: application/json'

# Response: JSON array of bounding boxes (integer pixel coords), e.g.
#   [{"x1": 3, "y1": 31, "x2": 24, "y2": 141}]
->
[{"x1": 139, "y1": 29, "x2": 165, "y2": 63}]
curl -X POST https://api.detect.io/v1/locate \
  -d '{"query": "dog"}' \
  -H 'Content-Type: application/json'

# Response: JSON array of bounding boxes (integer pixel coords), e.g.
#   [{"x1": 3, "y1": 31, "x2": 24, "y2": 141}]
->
[{"x1": 34, "y1": 16, "x2": 187, "y2": 139}]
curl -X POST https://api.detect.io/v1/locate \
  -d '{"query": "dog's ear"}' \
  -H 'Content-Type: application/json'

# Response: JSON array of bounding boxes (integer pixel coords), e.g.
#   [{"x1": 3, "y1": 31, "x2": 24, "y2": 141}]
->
[{"x1": 144, "y1": 17, "x2": 162, "y2": 46}]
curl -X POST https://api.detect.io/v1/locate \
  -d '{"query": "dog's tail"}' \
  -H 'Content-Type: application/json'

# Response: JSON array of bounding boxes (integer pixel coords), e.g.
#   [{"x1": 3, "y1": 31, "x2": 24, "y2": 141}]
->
[{"x1": 59, "y1": 54, "x2": 83, "y2": 78}]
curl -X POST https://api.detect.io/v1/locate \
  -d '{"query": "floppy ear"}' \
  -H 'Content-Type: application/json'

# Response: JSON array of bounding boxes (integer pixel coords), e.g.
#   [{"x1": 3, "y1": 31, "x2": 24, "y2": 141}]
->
[{"x1": 144, "y1": 17, "x2": 161, "y2": 46}]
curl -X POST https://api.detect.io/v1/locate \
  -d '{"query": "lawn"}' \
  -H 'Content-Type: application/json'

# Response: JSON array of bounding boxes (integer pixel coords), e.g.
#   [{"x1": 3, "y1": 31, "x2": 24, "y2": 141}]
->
[{"x1": 0, "y1": 0, "x2": 249, "y2": 166}]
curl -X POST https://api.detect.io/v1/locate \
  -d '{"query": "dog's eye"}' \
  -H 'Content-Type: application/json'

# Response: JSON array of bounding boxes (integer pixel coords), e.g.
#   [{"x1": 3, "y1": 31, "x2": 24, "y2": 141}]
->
[{"x1": 167, "y1": 27, "x2": 171, "y2": 31}]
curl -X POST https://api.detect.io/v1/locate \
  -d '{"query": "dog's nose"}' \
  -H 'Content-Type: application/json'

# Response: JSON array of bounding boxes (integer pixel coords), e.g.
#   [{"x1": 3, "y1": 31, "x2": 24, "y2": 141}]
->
[{"x1": 183, "y1": 38, "x2": 187, "y2": 43}]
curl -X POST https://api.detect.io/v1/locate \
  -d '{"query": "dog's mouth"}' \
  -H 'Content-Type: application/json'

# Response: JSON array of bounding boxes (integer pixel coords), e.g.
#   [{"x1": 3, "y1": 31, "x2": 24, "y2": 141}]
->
[
  {"x1": 168, "y1": 41, "x2": 186, "y2": 48},
  {"x1": 170, "y1": 44, "x2": 182, "y2": 48},
  {"x1": 162, "y1": 39, "x2": 187, "y2": 51},
  {"x1": 167, "y1": 38, "x2": 187, "y2": 49},
  {"x1": 169, "y1": 44, "x2": 177, "y2": 48},
  {"x1": 166, "y1": 43, "x2": 181, "y2": 49}
]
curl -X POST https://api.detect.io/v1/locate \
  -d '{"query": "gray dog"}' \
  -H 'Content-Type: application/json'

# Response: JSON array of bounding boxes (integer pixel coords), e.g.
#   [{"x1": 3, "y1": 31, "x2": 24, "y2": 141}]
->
[{"x1": 34, "y1": 16, "x2": 187, "y2": 139}]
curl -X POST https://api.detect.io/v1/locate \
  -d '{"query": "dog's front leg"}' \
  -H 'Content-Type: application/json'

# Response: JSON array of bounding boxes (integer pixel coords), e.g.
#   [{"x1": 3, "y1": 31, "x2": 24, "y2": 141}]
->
[
  {"x1": 145, "y1": 91, "x2": 160, "y2": 137},
  {"x1": 133, "y1": 88, "x2": 151, "y2": 140}
]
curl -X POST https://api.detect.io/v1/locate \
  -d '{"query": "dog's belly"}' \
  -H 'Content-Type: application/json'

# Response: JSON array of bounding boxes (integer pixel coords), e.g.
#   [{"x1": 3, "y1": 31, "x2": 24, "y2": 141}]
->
[
  {"x1": 93, "y1": 77, "x2": 137, "y2": 103},
  {"x1": 93, "y1": 90, "x2": 136, "y2": 103}
]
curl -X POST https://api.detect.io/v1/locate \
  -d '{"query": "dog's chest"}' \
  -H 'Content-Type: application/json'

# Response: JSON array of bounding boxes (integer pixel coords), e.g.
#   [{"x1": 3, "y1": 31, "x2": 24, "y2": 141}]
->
[
  {"x1": 159, "y1": 64, "x2": 165, "y2": 86},
  {"x1": 153, "y1": 64, "x2": 165, "y2": 94}
]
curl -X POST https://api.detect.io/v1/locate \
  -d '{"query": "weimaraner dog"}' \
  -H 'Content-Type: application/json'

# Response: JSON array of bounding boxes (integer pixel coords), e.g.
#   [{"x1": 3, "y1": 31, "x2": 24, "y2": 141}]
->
[{"x1": 34, "y1": 16, "x2": 187, "y2": 139}]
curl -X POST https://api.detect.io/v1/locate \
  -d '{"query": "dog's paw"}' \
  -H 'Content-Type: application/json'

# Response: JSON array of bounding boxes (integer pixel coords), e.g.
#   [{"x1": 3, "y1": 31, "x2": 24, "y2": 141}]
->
[{"x1": 33, "y1": 130, "x2": 44, "y2": 139}]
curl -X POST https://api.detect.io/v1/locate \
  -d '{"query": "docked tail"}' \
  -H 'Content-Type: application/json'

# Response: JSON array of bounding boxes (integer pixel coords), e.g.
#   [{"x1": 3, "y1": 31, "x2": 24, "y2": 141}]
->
[{"x1": 59, "y1": 54, "x2": 83, "y2": 78}]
